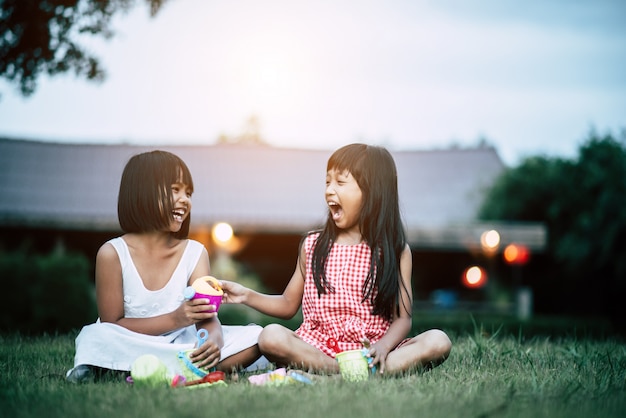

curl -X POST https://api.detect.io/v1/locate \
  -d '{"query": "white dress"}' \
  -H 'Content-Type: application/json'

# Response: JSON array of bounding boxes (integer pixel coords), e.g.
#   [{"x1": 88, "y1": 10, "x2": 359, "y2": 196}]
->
[{"x1": 67, "y1": 237, "x2": 267, "y2": 376}]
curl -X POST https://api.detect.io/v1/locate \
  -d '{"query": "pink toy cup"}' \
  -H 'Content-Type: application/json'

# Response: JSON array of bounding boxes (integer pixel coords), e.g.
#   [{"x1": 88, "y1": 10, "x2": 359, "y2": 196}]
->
[
  {"x1": 185, "y1": 276, "x2": 224, "y2": 313},
  {"x1": 193, "y1": 292, "x2": 222, "y2": 313}
]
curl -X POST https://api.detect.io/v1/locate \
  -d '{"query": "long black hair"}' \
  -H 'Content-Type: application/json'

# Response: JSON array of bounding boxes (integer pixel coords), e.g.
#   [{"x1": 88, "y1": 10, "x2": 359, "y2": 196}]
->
[{"x1": 310, "y1": 144, "x2": 410, "y2": 321}]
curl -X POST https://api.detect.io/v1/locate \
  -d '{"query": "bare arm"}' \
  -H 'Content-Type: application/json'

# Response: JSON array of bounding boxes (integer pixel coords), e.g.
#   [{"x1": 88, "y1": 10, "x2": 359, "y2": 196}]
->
[
  {"x1": 96, "y1": 243, "x2": 218, "y2": 336},
  {"x1": 220, "y1": 243, "x2": 306, "y2": 319}
]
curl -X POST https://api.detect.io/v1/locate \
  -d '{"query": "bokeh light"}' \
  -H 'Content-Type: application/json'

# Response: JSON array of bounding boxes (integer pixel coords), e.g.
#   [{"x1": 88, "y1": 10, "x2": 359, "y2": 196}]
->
[
  {"x1": 212, "y1": 222, "x2": 234, "y2": 244},
  {"x1": 480, "y1": 229, "x2": 500, "y2": 253},
  {"x1": 462, "y1": 265, "x2": 487, "y2": 289},
  {"x1": 503, "y1": 243, "x2": 530, "y2": 265}
]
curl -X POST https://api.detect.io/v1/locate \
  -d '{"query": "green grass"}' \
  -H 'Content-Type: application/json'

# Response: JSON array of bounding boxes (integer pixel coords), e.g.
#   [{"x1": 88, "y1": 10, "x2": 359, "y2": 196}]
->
[{"x1": 1, "y1": 327, "x2": 625, "y2": 418}]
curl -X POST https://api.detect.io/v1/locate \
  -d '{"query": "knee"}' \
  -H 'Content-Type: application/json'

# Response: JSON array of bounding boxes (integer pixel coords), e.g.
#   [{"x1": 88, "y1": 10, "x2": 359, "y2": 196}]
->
[
  {"x1": 429, "y1": 329, "x2": 452, "y2": 360},
  {"x1": 258, "y1": 323, "x2": 290, "y2": 354}
]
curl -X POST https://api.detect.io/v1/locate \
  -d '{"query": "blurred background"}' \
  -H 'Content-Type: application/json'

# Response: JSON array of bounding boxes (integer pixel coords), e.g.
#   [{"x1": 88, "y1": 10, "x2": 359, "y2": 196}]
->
[{"x1": 0, "y1": 0, "x2": 624, "y2": 337}]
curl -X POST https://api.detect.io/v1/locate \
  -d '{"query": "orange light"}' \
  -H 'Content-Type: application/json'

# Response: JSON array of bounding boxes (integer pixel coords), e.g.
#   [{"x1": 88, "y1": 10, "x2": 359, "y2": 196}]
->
[
  {"x1": 462, "y1": 265, "x2": 487, "y2": 289},
  {"x1": 503, "y1": 244, "x2": 530, "y2": 265}
]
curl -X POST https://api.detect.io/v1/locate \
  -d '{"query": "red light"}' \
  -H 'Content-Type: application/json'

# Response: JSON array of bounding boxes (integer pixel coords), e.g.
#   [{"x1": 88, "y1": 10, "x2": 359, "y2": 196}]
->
[
  {"x1": 503, "y1": 244, "x2": 530, "y2": 265},
  {"x1": 462, "y1": 266, "x2": 487, "y2": 289}
]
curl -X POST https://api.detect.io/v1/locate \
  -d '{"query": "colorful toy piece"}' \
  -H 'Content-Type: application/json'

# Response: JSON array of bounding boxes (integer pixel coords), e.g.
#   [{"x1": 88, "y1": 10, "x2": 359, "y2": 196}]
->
[
  {"x1": 130, "y1": 354, "x2": 169, "y2": 387},
  {"x1": 248, "y1": 368, "x2": 313, "y2": 386},
  {"x1": 326, "y1": 337, "x2": 340, "y2": 356},
  {"x1": 361, "y1": 338, "x2": 377, "y2": 374},
  {"x1": 185, "y1": 276, "x2": 224, "y2": 312},
  {"x1": 335, "y1": 349, "x2": 370, "y2": 382},
  {"x1": 127, "y1": 347, "x2": 226, "y2": 389},
  {"x1": 177, "y1": 329, "x2": 217, "y2": 381},
  {"x1": 171, "y1": 371, "x2": 226, "y2": 388}
]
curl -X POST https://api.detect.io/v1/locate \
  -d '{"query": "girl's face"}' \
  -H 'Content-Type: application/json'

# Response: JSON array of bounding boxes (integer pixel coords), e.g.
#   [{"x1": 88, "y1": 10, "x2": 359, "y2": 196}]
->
[
  {"x1": 169, "y1": 181, "x2": 192, "y2": 232},
  {"x1": 325, "y1": 169, "x2": 362, "y2": 233}
]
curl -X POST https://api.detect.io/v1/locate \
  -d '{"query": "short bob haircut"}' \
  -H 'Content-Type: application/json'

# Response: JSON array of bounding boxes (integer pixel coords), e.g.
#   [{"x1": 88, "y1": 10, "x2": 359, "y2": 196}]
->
[{"x1": 117, "y1": 150, "x2": 194, "y2": 239}]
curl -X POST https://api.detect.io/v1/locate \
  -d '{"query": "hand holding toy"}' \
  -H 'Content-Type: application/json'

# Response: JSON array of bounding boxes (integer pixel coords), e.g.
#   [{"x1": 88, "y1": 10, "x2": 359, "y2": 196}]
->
[{"x1": 184, "y1": 276, "x2": 224, "y2": 312}]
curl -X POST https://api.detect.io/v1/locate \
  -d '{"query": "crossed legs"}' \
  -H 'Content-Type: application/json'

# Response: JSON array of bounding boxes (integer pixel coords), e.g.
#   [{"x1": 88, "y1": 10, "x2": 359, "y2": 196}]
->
[{"x1": 258, "y1": 324, "x2": 451, "y2": 375}]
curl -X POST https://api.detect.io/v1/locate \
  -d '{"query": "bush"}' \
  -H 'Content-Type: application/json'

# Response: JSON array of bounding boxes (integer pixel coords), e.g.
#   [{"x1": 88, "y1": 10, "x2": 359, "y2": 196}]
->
[{"x1": 0, "y1": 248, "x2": 97, "y2": 334}]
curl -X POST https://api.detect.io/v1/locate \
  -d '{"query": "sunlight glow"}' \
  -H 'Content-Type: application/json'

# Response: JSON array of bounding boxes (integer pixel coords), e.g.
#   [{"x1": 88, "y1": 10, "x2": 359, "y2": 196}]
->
[{"x1": 224, "y1": 31, "x2": 310, "y2": 116}]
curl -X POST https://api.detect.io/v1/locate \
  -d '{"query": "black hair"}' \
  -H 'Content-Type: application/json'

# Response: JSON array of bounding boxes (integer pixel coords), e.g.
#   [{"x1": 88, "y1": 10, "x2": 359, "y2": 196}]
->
[
  {"x1": 117, "y1": 150, "x2": 194, "y2": 239},
  {"x1": 310, "y1": 144, "x2": 409, "y2": 321}
]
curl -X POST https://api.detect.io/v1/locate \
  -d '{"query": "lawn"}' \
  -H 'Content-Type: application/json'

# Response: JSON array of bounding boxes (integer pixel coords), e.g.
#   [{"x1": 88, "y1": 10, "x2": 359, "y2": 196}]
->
[{"x1": 1, "y1": 323, "x2": 625, "y2": 418}]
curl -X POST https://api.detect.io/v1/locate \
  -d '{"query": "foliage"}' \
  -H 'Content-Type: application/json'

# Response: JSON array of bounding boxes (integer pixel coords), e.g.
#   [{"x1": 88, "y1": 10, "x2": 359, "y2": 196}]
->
[
  {"x1": 1, "y1": 331, "x2": 625, "y2": 418},
  {"x1": 0, "y1": 0, "x2": 167, "y2": 96},
  {"x1": 478, "y1": 130, "x2": 626, "y2": 326},
  {"x1": 0, "y1": 247, "x2": 97, "y2": 333}
]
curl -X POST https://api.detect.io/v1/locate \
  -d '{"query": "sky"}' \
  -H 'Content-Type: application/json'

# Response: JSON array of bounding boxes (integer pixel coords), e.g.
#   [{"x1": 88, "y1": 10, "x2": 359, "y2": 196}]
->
[{"x1": 0, "y1": 0, "x2": 625, "y2": 166}]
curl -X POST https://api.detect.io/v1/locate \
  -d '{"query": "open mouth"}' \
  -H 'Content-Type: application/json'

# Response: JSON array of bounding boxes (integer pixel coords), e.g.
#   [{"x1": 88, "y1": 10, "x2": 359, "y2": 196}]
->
[
  {"x1": 172, "y1": 208, "x2": 185, "y2": 222},
  {"x1": 328, "y1": 201, "x2": 342, "y2": 220}
]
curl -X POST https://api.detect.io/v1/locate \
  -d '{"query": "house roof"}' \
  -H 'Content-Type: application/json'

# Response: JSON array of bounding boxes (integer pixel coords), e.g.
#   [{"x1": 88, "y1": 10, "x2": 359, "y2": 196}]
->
[{"x1": 0, "y1": 138, "x2": 545, "y2": 250}]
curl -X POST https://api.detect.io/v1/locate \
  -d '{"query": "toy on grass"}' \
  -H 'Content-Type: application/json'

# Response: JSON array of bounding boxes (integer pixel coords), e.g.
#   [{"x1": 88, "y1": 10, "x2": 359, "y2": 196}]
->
[
  {"x1": 336, "y1": 349, "x2": 371, "y2": 382},
  {"x1": 248, "y1": 368, "x2": 313, "y2": 386},
  {"x1": 171, "y1": 370, "x2": 226, "y2": 388},
  {"x1": 128, "y1": 350, "x2": 226, "y2": 389},
  {"x1": 326, "y1": 336, "x2": 376, "y2": 381},
  {"x1": 177, "y1": 328, "x2": 218, "y2": 381},
  {"x1": 130, "y1": 354, "x2": 169, "y2": 387}
]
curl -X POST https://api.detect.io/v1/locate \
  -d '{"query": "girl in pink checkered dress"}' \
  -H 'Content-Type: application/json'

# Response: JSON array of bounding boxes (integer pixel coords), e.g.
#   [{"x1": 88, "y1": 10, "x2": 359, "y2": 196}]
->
[{"x1": 221, "y1": 144, "x2": 451, "y2": 375}]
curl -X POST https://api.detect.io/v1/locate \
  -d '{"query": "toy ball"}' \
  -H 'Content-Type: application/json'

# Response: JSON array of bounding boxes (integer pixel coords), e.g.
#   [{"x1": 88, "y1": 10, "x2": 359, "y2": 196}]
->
[{"x1": 131, "y1": 354, "x2": 168, "y2": 387}]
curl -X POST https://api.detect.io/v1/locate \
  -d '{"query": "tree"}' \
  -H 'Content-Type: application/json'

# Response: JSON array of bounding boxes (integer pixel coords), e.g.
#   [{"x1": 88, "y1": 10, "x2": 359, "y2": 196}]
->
[
  {"x1": 478, "y1": 130, "x2": 626, "y2": 329},
  {"x1": 0, "y1": 0, "x2": 166, "y2": 96}
]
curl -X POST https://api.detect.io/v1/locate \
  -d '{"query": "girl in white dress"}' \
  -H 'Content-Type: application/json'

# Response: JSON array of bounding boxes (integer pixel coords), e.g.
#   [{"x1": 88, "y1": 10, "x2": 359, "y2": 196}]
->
[{"x1": 67, "y1": 150, "x2": 266, "y2": 383}]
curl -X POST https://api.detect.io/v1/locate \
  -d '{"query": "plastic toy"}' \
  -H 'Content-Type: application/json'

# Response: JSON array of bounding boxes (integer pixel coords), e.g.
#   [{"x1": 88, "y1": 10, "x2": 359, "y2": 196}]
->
[
  {"x1": 361, "y1": 338, "x2": 377, "y2": 373},
  {"x1": 177, "y1": 329, "x2": 217, "y2": 381},
  {"x1": 335, "y1": 349, "x2": 369, "y2": 382},
  {"x1": 184, "y1": 276, "x2": 223, "y2": 312},
  {"x1": 326, "y1": 337, "x2": 340, "y2": 356},
  {"x1": 171, "y1": 370, "x2": 226, "y2": 388},
  {"x1": 130, "y1": 354, "x2": 169, "y2": 387},
  {"x1": 248, "y1": 368, "x2": 313, "y2": 386}
]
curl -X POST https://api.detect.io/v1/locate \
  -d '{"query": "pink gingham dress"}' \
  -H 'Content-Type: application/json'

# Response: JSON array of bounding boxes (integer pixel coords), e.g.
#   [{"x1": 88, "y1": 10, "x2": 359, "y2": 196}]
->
[{"x1": 295, "y1": 233, "x2": 391, "y2": 357}]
